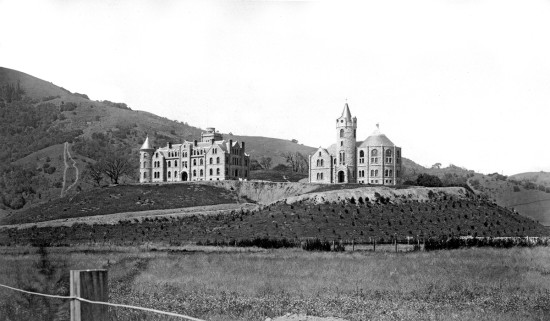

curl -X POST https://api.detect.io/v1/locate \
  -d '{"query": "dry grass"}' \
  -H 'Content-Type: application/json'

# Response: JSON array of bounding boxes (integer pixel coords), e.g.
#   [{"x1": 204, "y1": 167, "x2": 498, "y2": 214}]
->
[{"x1": 0, "y1": 247, "x2": 549, "y2": 320}]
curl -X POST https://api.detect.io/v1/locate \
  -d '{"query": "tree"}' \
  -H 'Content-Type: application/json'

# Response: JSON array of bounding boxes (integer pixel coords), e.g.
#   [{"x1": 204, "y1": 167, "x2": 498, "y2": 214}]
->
[
  {"x1": 85, "y1": 162, "x2": 104, "y2": 186},
  {"x1": 102, "y1": 155, "x2": 132, "y2": 184},
  {"x1": 431, "y1": 163, "x2": 442, "y2": 169},
  {"x1": 259, "y1": 157, "x2": 272, "y2": 170},
  {"x1": 416, "y1": 174, "x2": 443, "y2": 187}
]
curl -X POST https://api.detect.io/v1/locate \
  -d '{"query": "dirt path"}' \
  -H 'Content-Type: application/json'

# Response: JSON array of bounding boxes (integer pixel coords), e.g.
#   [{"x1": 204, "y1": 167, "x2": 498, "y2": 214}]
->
[
  {"x1": 61, "y1": 142, "x2": 79, "y2": 197},
  {"x1": 0, "y1": 203, "x2": 258, "y2": 230}
]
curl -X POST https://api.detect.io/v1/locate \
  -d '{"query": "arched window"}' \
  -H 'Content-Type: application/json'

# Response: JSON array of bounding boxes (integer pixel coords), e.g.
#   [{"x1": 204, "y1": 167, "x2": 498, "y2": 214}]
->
[
  {"x1": 339, "y1": 129, "x2": 344, "y2": 138},
  {"x1": 209, "y1": 158, "x2": 213, "y2": 164},
  {"x1": 317, "y1": 159, "x2": 320, "y2": 167},
  {"x1": 209, "y1": 168, "x2": 213, "y2": 175},
  {"x1": 321, "y1": 159, "x2": 324, "y2": 166},
  {"x1": 371, "y1": 170, "x2": 375, "y2": 176},
  {"x1": 175, "y1": 171, "x2": 178, "y2": 178},
  {"x1": 143, "y1": 172, "x2": 146, "y2": 179},
  {"x1": 175, "y1": 160, "x2": 178, "y2": 167},
  {"x1": 371, "y1": 149, "x2": 378, "y2": 156},
  {"x1": 193, "y1": 170, "x2": 196, "y2": 177},
  {"x1": 318, "y1": 152, "x2": 321, "y2": 157},
  {"x1": 216, "y1": 168, "x2": 220, "y2": 175},
  {"x1": 200, "y1": 159, "x2": 203, "y2": 165},
  {"x1": 193, "y1": 159, "x2": 196, "y2": 166},
  {"x1": 333, "y1": 158, "x2": 336, "y2": 165},
  {"x1": 386, "y1": 150, "x2": 392, "y2": 156},
  {"x1": 168, "y1": 161, "x2": 171, "y2": 167},
  {"x1": 168, "y1": 171, "x2": 171, "y2": 178},
  {"x1": 200, "y1": 169, "x2": 203, "y2": 176},
  {"x1": 359, "y1": 150, "x2": 364, "y2": 157},
  {"x1": 216, "y1": 157, "x2": 220, "y2": 164}
]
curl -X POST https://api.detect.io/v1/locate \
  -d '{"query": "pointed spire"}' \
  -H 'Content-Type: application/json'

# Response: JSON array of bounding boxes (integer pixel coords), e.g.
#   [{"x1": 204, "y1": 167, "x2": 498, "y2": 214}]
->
[
  {"x1": 341, "y1": 102, "x2": 352, "y2": 120},
  {"x1": 140, "y1": 136, "x2": 153, "y2": 150}
]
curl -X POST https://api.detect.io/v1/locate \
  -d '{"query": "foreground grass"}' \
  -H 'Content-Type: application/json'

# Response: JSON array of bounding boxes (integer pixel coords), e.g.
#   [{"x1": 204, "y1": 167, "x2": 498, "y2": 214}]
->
[{"x1": 0, "y1": 246, "x2": 549, "y2": 320}]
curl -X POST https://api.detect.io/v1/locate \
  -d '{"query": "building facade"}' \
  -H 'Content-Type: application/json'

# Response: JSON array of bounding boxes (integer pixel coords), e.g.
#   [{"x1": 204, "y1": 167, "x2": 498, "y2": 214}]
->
[
  {"x1": 139, "y1": 127, "x2": 250, "y2": 183},
  {"x1": 309, "y1": 103, "x2": 402, "y2": 185}
]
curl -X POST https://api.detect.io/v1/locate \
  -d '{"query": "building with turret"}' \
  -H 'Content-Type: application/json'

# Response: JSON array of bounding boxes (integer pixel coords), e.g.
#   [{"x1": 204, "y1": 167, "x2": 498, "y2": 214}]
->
[
  {"x1": 139, "y1": 127, "x2": 250, "y2": 183},
  {"x1": 309, "y1": 103, "x2": 402, "y2": 185}
]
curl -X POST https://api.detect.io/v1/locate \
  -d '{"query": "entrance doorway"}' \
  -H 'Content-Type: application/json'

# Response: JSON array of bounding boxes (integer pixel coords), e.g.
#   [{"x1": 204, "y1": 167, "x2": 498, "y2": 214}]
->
[
  {"x1": 338, "y1": 171, "x2": 345, "y2": 183},
  {"x1": 181, "y1": 172, "x2": 188, "y2": 181}
]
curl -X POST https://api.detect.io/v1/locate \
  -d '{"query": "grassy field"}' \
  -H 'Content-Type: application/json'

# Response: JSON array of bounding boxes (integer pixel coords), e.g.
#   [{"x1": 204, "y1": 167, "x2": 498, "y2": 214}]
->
[{"x1": 0, "y1": 246, "x2": 549, "y2": 320}]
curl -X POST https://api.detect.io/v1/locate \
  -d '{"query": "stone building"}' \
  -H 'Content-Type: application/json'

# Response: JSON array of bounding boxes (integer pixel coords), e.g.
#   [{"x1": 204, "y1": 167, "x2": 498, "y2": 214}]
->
[
  {"x1": 139, "y1": 127, "x2": 250, "y2": 183},
  {"x1": 309, "y1": 103, "x2": 402, "y2": 185}
]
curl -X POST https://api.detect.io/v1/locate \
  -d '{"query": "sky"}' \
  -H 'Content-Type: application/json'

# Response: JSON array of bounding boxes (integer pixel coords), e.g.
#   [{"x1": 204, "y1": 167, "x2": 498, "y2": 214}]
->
[{"x1": 1, "y1": 0, "x2": 549, "y2": 175}]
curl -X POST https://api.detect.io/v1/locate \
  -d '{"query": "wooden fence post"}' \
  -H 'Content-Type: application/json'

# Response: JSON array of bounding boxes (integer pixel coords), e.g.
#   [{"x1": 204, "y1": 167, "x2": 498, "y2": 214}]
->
[{"x1": 70, "y1": 269, "x2": 108, "y2": 321}]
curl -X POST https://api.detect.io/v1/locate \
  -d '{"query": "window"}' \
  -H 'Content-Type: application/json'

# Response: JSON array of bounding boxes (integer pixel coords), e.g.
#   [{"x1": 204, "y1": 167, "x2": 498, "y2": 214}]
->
[
  {"x1": 321, "y1": 159, "x2": 324, "y2": 166},
  {"x1": 217, "y1": 168, "x2": 220, "y2": 175},
  {"x1": 155, "y1": 153, "x2": 158, "y2": 158},
  {"x1": 340, "y1": 129, "x2": 344, "y2": 138},
  {"x1": 216, "y1": 157, "x2": 220, "y2": 164},
  {"x1": 354, "y1": 129, "x2": 356, "y2": 138},
  {"x1": 168, "y1": 161, "x2": 171, "y2": 167},
  {"x1": 174, "y1": 171, "x2": 178, "y2": 178},
  {"x1": 371, "y1": 149, "x2": 378, "y2": 157},
  {"x1": 209, "y1": 168, "x2": 213, "y2": 175},
  {"x1": 333, "y1": 158, "x2": 336, "y2": 165},
  {"x1": 209, "y1": 158, "x2": 213, "y2": 165},
  {"x1": 370, "y1": 170, "x2": 375, "y2": 176},
  {"x1": 200, "y1": 169, "x2": 203, "y2": 176},
  {"x1": 317, "y1": 159, "x2": 320, "y2": 167},
  {"x1": 386, "y1": 157, "x2": 392, "y2": 163},
  {"x1": 359, "y1": 150, "x2": 364, "y2": 157},
  {"x1": 318, "y1": 152, "x2": 321, "y2": 157},
  {"x1": 143, "y1": 172, "x2": 146, "y2": 179},
  {"x1": 175, "y1": 161, "x2": 178, "y2": 167},
  {"x1": 386, "y1": 150, "x2": 392, "y2": 156},
  {"x1": 168, "y1": 171, "x2": 171, "y2": 178},
  {"x1": 375, "y1": 170, "x2": 379, "y2": 176},
  {"x1": 340, "y1": 141, "x2": 343, "y2": 146},
  {"x1": 193, "y1": 159, "x2": 196, "y2": 166},
  {"x1": 200, "y1": 159, "x2": 203, "y2": 165},
  {"x1": 339, "y1": 151, "x2": 345, "y2": 165},
  {"x1": 193, "y1": 170, "x2": 196, "y2": 177}
]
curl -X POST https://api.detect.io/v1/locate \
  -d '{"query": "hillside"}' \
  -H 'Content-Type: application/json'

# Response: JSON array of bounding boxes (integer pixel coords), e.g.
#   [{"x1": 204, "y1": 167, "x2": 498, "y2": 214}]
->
[
  {"x1": 468, "y1": 172, "x2": 550, "y2": 226},
  {"x1": 1, "y1": 191, "x2": 547, "y2": 247},
  {"x1": 0, "y1": 67, "x2": 316, "y2": 211}
]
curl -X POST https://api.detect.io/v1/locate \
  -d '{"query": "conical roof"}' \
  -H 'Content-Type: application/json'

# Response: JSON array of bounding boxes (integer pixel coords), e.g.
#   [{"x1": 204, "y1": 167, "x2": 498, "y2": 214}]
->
[
  {"x1": 341, "y1": 103, "x2": 352, "y2": 120},
  {"x1": 140, "y1": 136, "x2": 153, "y2": 150},
  {"x1": 359, "y1": 125, "x2": 395, "y2": 147}
]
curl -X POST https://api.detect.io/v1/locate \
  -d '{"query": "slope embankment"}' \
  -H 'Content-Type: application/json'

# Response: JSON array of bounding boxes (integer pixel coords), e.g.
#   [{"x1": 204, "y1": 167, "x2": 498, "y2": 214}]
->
[{"x1": 200, "y1": 181, "x2": 472, "y2": 206}]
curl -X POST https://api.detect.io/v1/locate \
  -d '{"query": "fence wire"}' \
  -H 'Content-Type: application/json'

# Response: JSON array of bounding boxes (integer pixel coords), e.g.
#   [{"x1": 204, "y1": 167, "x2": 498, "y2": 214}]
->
[{"x1": 0, "y1": 283, "x2": 205, "y2": 321}]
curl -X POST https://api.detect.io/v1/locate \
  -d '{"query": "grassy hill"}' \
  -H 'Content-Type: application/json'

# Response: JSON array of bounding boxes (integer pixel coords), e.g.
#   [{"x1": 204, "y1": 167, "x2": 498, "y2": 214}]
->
[
  {"x1": 1, "y1": 184, "x2": 243, "y2": 225},
  {"x1": 0, "y1": 67, "x2": 316, "y2": 212},
  {"x1": 468, "y1": 172, "x2": 550, "y2": 226}
]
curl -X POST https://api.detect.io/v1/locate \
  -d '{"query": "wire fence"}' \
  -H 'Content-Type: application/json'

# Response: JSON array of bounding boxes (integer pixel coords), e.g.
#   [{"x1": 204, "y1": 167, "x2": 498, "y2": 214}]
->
[{"x1": 0, "y1": 282, "x2": 205, "y2": 321}]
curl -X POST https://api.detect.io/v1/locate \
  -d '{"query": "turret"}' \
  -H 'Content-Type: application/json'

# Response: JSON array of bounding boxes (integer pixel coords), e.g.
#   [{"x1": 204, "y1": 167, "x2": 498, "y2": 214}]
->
[
  {"x1": 139, "y1": 136, "x2": 154, "y2": 183},
  {"x1": 335, "y1": 103, "x2": 357, "y2": 183}
]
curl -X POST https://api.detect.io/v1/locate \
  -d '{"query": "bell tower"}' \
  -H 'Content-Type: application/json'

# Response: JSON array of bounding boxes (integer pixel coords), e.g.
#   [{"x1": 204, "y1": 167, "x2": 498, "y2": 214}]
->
[{"x1": 335, "y1": 103, "x2": 357, "y2": 183}]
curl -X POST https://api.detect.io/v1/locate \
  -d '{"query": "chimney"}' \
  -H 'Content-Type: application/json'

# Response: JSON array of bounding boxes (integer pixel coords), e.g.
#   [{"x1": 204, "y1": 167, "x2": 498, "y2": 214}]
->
[
  {"x1": 241, "y1": 142, "x2": 245, "y2": 149},
  {"x1": 229, "y1": 139, "x2": 233, "y2": 151},
  {"x1": 194, "y1": 140, "x2": 197, "y2": 147},
  {"x1": 168, "y1": 142, "x2": 172, "y2": 149}
]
